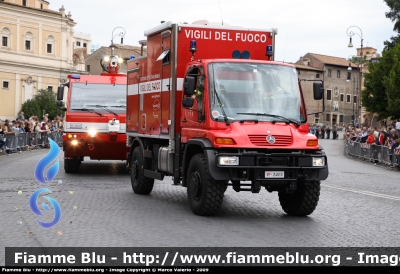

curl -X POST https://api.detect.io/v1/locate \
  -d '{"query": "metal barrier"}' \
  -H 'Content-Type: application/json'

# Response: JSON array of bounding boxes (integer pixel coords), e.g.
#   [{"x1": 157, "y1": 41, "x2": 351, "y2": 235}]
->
[
  {"x1": 343, "y1": 138, "x2": 400, "y2": 170},
  {"x1": 0, "y1": 131, "x2": 63, "y2": 156}
]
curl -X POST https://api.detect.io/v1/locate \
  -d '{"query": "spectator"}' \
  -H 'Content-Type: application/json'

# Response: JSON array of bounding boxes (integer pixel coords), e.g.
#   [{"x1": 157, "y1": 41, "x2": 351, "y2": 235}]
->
[
  {"x1": 332, "y1": 124, "x2": 338, "y2": 140},
  {"x1": 48, "y1": 121, "x2": 56, "y2": 132},
  {"x1": 320, "y1": 124, "x2": 325, "y2": 139},
  {"x1": 0, "y1": 121, "x2": 5, "y2": 154},
  {"x1": 326, "y1": 125, "x2": 331, "y2": 139},
  {"x1": 366, "y1": 129, "x2": 375, "y2": 144},
  {"x1": 360, "y1": 127, "x2": 368, "y2": 143},
  {"x1": 388, "y1": 131, "x2": 399, "y2": 168},
  {"x1": 40, "y1": 122, "x2": 50, "y2": 132},
  {"x1": 34, "y1": 120, "x2": 42, "y2": 133},
  {"x1": 18, "y1": 111, "x2": 25, "y2": 121},
  {"x1": 396, "y1": 118, "x2": 400, "y2": 136},
  {"x1": 23, "y1": 120, "x2": 35, "y2": 147},
  {"x1": 43, "y1": 113, "x2": 49, "y2": 124},
  {"x1": 3, "y1": 121, "x2": 14, "y2": 155}
]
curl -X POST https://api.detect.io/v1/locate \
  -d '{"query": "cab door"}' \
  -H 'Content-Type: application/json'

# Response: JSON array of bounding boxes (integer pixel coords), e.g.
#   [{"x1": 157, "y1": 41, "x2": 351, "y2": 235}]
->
[{"x1": 183, "y1": 66, "x2": 206, "y2": 127}]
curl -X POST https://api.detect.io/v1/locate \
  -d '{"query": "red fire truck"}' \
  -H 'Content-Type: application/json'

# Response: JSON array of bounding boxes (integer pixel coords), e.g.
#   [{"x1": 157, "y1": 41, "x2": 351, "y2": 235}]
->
[
  {"x1": 57, "y1": 50, "x2": 129, "y2": 173},
  {"x1": 126, "y1": 21, "x2": 328, "y2": 216}
]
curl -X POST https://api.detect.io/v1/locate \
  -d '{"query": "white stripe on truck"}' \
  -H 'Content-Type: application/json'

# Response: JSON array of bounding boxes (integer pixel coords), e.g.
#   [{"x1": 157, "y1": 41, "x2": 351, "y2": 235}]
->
[{"x1": 127, "y1": 78, "x2": 184, "y2": 95}]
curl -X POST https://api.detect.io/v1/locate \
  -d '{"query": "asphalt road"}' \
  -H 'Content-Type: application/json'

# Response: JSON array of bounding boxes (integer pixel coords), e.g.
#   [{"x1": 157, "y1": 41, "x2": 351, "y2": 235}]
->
[{"x1": 1, "y1": 132, "x2": 400, "y2": 265}]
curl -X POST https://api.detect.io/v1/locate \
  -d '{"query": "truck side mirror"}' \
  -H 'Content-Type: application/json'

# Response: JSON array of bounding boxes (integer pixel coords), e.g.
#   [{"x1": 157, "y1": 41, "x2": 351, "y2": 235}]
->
[
  {"x1": 313, "y1": 82, "x2": 324, "y2": 100},
  {"x1": 57, "y1": 86, "x2": 64, "y2": 101},
  {"x1": 182, "y1": 97, "x2": 194, "y2": 108},
  {"x1": 183, "y1": 76, "x2": 195, "y2": 96}
]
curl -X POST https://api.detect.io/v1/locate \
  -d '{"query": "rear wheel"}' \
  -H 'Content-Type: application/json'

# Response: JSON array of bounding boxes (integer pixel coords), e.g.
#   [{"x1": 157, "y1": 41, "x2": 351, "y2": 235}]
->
[
  {"x1": 131, "y1": 146, "x2": 154, "y2": 194},
  {"x1": 187, "y1": 154, "x2": 225, "y2": 216},
  {"x1": 278, "y1": 180, "x2": 320, "y2": 216},
  {"x1": 64, "y1": 158, "x2": 80, "y2": 173}
]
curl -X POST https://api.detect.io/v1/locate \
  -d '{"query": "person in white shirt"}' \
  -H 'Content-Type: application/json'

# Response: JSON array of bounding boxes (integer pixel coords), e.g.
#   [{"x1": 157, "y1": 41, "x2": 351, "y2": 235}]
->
[{"x1": 396, "y1": 118, "x2": 400, "y2": 136}]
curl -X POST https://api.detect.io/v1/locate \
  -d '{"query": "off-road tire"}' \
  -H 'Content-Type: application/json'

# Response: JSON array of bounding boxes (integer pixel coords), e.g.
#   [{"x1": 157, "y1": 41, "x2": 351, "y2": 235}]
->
[
  {"x1": 64, "y1": 159, "x2": 80, "y2": 173},
  {"x1": 187, "y1": 153, "x2": 225, "y2": 216},
  {"x1": 131, "y1": 146, "x2": 154, "y2": 194},
  {"x1": 278, "y1": 180, "x2": 320, "y2": 216}
]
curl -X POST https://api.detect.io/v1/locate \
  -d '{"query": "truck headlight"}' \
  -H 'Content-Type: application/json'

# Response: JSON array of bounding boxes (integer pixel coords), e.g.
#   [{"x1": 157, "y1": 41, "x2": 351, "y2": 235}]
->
[
  {"x1": 312, "y1": 157, "x2": 325, "y2": 166},
  {"x1": 71, "y1": 140, "x2": 78, "y2": 146},
  {"x1": 89, "y1": 130, "x2": 97, "y2": 137},
  {"x1": 218, "y1": 156, "x2": 239, "y2": 166}
]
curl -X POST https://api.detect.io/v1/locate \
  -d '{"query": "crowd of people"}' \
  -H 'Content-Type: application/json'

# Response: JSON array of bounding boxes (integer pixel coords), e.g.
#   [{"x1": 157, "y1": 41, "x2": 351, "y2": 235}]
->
[
  {"x1": 0, "y1": 112, "x2": 64, "y2": 156},
  {"x1": 309, "y1": 123, "x2": 341, "y2": 140},
  {"x1": 342, "y1": 119, "x2": 400, "y2": 169}
]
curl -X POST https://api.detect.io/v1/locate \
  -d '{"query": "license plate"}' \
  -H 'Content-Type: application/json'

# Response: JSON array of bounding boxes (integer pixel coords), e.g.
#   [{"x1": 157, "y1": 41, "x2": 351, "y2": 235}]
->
[{"x1": 265, "y1": 171, "x2": 284, "y2": 178}]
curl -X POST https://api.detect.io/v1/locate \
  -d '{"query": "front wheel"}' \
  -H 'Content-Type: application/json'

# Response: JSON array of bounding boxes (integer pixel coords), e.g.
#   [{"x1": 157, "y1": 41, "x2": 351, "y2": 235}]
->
[
  {"x1": 278, "y1": 180, "x2": 320, "y2": 216},
  {"x1": 130, "y1": 146, "x2": 154, "y2": 194},
  {"x1": 187, "y1": 154, "x2": 225, "y2": 216},
  {"x1": 64, "y1": 158, "x2": 80, "y2": 173}
]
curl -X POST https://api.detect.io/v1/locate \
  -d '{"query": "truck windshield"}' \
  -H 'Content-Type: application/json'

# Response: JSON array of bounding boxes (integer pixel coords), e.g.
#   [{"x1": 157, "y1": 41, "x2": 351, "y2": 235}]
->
[
  {"x1": 69, "y1": 83, "x2": 126, "y2": 113},
  {"x1": 209, "y1": 62, "x2": 305, "y2": 124}
]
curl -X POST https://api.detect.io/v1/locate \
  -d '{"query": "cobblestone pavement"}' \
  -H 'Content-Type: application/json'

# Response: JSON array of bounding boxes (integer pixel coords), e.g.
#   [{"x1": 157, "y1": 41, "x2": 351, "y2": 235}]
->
[{"x1": 1, "y1": 133, "x2": 400, "y2": 264}]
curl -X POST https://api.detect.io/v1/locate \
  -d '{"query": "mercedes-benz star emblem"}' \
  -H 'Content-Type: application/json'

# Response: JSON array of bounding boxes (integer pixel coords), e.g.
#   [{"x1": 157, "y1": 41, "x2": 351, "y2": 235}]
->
[{"x1": 266, "y1": 135, "x2": 276, "y2": 144}]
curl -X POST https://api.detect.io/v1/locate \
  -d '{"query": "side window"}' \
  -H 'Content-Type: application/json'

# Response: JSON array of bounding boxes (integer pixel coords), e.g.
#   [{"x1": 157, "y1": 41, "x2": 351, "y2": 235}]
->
[
  {"x1": 196, "y1": 67, "x2": 204, "y2": 108},
  {"x1": 195, "y1": 66, "x2": 205, "y2": 122}
]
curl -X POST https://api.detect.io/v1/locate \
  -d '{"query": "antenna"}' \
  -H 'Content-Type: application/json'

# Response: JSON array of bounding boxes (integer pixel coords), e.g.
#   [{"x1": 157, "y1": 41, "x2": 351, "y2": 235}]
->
[{"x1": 218, "y1": 1, "x2": 224, "y2": 25}]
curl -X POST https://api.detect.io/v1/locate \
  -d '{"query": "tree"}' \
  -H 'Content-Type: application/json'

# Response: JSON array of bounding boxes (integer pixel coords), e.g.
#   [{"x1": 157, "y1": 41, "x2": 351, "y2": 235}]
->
[
  {"x1": 383, "y1": 53, "x2": 400, "y2": 117},
  {"x1": 20, "y1": 99, "x2": 41, "y2": 119},
  {"x1": 30, "y1": 89, "x2": 64, "y2": 120},
  {"x1": 362, "y1": 43, "x2": 400, "y2": 120},
  {"x1": 384, "y1": 0, "x2": 400, "y2": 32},
  {"x1": 383, "y1": 34, "x2": 400, "y2": 51}
]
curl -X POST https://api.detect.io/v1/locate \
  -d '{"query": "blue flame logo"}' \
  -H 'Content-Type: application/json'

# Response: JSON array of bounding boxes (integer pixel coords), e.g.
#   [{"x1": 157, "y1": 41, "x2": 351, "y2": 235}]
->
[{"x1": 29, "y1": 139, "x2": 62, "y2": 228}]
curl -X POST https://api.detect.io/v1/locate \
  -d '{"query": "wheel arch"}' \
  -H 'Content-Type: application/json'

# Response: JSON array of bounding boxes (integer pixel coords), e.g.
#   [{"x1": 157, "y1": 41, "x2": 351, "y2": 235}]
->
[{"x1": 182, "y1": 138, "x2": 230, "y2": 186}]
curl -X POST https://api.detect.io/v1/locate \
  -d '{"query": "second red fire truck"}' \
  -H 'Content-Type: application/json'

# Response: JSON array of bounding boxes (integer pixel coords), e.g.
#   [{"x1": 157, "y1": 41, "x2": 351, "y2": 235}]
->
[
  {"x1": 57, "y1": 49, "x2": 130, "y2": 173},
  {"x1": 126, "y1": 20, "x2": 328, "y2": 216}
]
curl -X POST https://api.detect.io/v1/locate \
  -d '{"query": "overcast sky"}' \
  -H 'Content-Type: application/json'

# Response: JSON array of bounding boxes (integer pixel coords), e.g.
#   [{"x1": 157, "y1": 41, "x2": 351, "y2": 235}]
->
[{"x1": 48, "y1": 0, "x2": 397, "y2": 63}]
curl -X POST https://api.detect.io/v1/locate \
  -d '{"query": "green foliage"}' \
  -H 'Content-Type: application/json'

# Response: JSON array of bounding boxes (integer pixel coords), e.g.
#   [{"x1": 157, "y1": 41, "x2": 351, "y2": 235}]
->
[
  {"x1": 384, "y1": 0, "x2": 400, "y2": 32},
  {"x1": 362, "y1": 43, "x2": 400, "y2": 120},
  {"x1": 34, "y1": 89, "x2": 65, "y2": 120},
  {"x1": 383, "y1": 34, "x2": 400, "y2": 51},
  {"x1": 384, "y1": 53, "x2": 400, "y2": 116},
  {"x1": 20, "y1": 99, "x2": 41, "y2": 119},
  {"x1": 19, "y1": 89, "x2": 64, "y2": 120}
]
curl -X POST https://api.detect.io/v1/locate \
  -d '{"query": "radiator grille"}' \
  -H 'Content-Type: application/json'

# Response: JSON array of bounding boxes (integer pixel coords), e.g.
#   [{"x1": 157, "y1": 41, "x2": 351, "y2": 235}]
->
[{"x1": 248, "y1": 135, "x2": 292, "y2": 146}]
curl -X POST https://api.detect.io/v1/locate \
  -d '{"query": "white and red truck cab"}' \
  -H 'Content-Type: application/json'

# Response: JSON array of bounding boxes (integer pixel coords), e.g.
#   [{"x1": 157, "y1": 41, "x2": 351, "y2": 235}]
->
[
  {"x1": 126, "y1": 21, "x2": 328, "y2": 216},
  {"x1": 57, "y1": 53, "x2": 129, "y2": 173}
]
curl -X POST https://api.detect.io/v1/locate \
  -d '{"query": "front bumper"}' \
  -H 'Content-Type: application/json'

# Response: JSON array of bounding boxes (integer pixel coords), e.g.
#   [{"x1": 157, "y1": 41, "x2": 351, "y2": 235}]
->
[
  {"x1": 63, "y1": 133, "x2": 129, "y2": 160},
  {"x1": 206, "y1": 150, "x2": 329, "y2": 183}
]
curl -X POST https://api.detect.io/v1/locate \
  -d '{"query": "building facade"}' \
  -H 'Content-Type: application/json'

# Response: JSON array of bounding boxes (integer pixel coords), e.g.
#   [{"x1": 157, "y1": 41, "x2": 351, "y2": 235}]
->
[
  {"x1": 295, "y1": 53, "x2": 360, "y2": 127},
  {"x1": 0, "y1": 0, "x2": 87, "y2": 120}
]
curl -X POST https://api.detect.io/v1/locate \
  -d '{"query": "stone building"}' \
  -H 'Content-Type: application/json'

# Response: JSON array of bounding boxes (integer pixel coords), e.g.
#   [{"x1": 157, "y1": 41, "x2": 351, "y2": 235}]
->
[
  {"x1": 0, "y1": 0, "x2": 86, "y2": 120},
  {"x1": 294, "y1": 53, "x2": 360, "y2": 127}
]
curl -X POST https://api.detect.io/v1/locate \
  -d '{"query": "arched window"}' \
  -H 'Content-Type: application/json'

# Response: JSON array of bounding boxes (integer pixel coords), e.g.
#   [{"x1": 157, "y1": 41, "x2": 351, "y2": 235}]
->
[
  {"x1": 46, "y1": 35, "x2": 55, "y2": 54},
  {"x1": 24, "y1": 31, "x2": 34, "y2": 51},
  {"x1": 1, "y1": 27, "x2": 11, "y2": 48}
]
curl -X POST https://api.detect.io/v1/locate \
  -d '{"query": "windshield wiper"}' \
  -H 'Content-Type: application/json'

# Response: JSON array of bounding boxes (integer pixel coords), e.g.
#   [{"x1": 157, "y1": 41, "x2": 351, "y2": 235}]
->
[
  {"x1": 71, "y1": 108, "x2": 103, "y2": 116},
  {"x1": 108, "y1": 105, "x2": 126, "y2": 108},
  {"x1": 237, "y1": 113, "x2": 300, "y2": 127},
  {"x1": 86, "y1": 105, "x2": 119, "y2": 116}
]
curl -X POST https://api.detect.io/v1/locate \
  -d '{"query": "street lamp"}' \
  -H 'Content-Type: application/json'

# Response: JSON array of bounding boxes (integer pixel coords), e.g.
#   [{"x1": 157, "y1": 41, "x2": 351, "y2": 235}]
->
[
  {"x1": 110, "y1": 26, "x2": 126, "y2": 59},
  {"x1": 346, "y1": 56, "x2": 356, "y2": 125},
  {"x1": 346, "y1": 26, "x2": 363, "y2": 126},
  {"x1": 100, "y1": 27, "x2": 126, "y2": 74}
]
